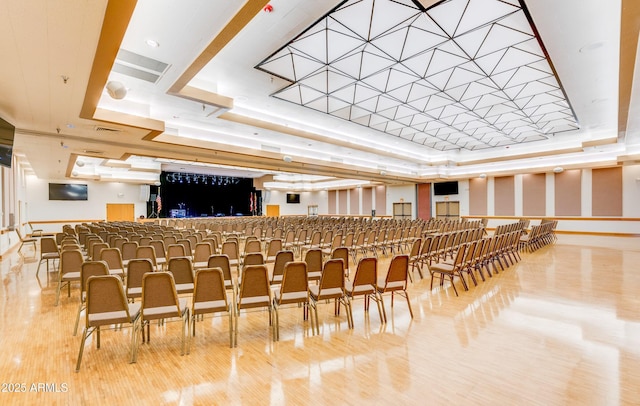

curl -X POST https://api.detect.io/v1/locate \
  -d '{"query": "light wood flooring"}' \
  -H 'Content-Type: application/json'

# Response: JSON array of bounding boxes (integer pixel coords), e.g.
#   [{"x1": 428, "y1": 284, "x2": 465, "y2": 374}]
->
[{"x1": 1, "y1": 234, "x2": 639, "y2": 405}]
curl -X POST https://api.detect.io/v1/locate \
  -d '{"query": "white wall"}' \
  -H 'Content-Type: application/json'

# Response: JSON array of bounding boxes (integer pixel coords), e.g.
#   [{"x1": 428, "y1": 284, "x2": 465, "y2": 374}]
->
[
  {"x1": 432, "y1": 180, "x2": 471, "y2": 217},
  {"x1": 26, "y1": 177, "x2": 148, "y2": 233},
  {"x1": 263, "y1": 190, "x2": 329, "y2": 216},
  {"x1": 623, "y1": 164, "x2": 640, "y2": 217}
]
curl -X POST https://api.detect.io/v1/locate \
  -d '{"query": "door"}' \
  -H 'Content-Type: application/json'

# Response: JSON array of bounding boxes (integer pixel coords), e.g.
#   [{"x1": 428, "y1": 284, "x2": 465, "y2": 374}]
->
[
  {"x1": 106, "y1": 204, "x2": 135, "y2": 221},
  {"x1": 435, "y1": 201, "x2": 459, "y2": 220},
  {"x1": 266, "y1": 205, "x2": 280, "y2": 217}
]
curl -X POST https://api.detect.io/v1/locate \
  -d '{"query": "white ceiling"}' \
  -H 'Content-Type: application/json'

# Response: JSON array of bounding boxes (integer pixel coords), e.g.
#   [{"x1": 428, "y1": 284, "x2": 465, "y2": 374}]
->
[{"x1": 1, "y1": 0, "x2": 639, "y2": 189}]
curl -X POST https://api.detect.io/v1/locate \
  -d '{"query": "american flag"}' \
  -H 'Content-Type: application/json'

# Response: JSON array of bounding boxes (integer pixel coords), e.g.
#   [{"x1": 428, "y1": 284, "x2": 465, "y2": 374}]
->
[{"x1": 155, "y1": 194, "x2": 162, "y2": 213}]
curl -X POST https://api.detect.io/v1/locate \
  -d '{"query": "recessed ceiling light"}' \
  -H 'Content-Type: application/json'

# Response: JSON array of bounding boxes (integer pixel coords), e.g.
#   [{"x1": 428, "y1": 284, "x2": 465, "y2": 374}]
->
[
  {"x1": 553, "y1": 167, "x2": 564, "y2": 173},
  {"x1": 145, "y1": 39, "x2": 160, "y2": 48}
]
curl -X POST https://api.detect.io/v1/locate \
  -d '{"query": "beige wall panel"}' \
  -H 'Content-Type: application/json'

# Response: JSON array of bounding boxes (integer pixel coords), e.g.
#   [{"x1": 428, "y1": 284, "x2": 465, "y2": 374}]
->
[
  {"x1": 523, "y1": 173, "x2": 546, "y2": 216},
  {"x1": 469, "y1": 178, "x2": 488, "y2": 215},
  {"x1": 494, "y1": 176, "x2": 515, "y2": 216},
  {"x1": 592, "y1": 167, "x2": 622, "y2": 216},
  {"x1": 328, "y1": 190, "x2": 336, "y2": 214},
  {"x1": 349, "y1": 188, "x2": 359, "y2": 215},
  {"x1": 555, "y1": 170, "x2": 582, "y2": 216},
  {"x1": 338, "y1": 190, "x2": 348, "y2": 215},
  {"x1": 362, "y1": 187, "x2": 372, "y2": 215}
]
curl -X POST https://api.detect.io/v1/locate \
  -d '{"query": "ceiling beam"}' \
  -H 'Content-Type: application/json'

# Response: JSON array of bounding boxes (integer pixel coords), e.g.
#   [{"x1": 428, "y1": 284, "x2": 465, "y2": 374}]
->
[{"x1": 618, "y1": 0, "x2": 640, "y2": 138}]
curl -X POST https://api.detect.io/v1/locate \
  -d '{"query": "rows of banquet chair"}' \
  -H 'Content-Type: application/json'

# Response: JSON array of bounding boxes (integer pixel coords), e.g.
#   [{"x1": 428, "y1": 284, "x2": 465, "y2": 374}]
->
[
  {"x1": 36, "y1": 216, "x2": 554, "y2": 371},
  {"x1": 414, "y1": 218, "x2": 558, "y2": 296}
]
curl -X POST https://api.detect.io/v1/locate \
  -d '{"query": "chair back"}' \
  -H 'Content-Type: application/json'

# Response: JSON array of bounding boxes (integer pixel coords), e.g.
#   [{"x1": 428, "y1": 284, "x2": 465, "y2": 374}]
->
[
  {"x1": 352, "y1": 257, "x2": 377, "y2": 292},
  {"x1": 177, "y1": 239, "x2": 192, "y2": 255},
  {"x1": 141, "y1": 272, "x2": 181, "y2": 320},
  {"x1": 266, "y1": 239, "x2": 282, "y2": 259},
  {"x1": 86, "y1": 275, "x2": 134, "y2": 327},
  {"x1": 316, "y1": 259, "x2": 346, "y2": 299},
  {"x1": 243, "y1": 252, "x2": 264, "y2": 267},
  {"x1": 237, "y1": 265, "x2": 271, "y2": 310},
  {"x1": 121, "y1": 241, "x2": 138, "y2": 261},
  {"x1": 80, "y1": 261, "x2": 110, "y2": 299},
  {"x1": 149, "y1": 240, "x2": 166, "y2": 260},
  {"x1": 193, "y1": 268, "x2": 228, "y2": 315},
  {"x1": 61, "y1": 249, "x2": 84, "y2": 277},
  {"x1": 271, "y1": 250, "x2": 294, "y2": 283},
  {"x1": 139, "y1": 236, "x2": 152, "y2": 247},
  {"x1": 331, "y1": 247, "x2": 349, "y2": 271},
  {"x1": 113, "y1": 237, "x2": 128, "y2": 251},
  {"x1": 126, "y1": 259, "x2": 154, "y2": 300},
  {"x1": 304, "y1": 249, "x2": 323, "y2": 275},
  {"x1": 167, "y1": 244, "x2": 187, "y2": 260},
  {"x1": 277, "y1": 262, "x2": 308, "y2": 305},
  {"x1": 221, "y1": 241, "x2": 239, "y2": 261},
  {"x1": 100, "y1": 248, "x2": 124, "y2": 270},
  {"x1": 167, "y1": 257, "x2": 195, "y2": 286},
  {"x1": 381, "y1": 255, "x2": 409, "y2": 291},
  {"x1": 244, "y1": 240, "x2": 262, "y2": 255},
  {"x1": 91, "y1": 242, "x2": 109, "y2": 261},
  {"x1": 136, "y1": 246, "x2": 157, "y2": 267},
  {"x1": 207, "y1": 255, "x2": 233, "y2": 288},
  {"x1": 193, "y1": 243, "x2": 212, "y2": 263}
]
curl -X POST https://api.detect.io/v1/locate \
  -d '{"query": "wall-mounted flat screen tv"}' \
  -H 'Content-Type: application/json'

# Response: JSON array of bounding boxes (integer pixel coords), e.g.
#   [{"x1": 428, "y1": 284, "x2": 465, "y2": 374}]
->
[
  {"x1": 286, "y1": 193, "x2": 300, "y2": 204},
  {"x1": 433, "y1": 181, "x2": 459, "y2": 196},
  {"x1": 0, "y1": 116, "x2": 15, "y2": 168},
  {"x1": 49, "y1": 183, "x2": 88, "y2": 201}
]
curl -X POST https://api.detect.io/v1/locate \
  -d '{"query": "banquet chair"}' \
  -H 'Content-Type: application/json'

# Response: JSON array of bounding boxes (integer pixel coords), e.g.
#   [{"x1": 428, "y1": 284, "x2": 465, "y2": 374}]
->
[
  {"x1": 345, "y1": 257, "x2": 383, "y2": 324},
  {"x1": 126, "y1": 258, "x2": 155, "y2": 302},
  {"x1": 309, "y1": 258, "x2": 353, "y2": 334},
  {"x1": 99, "y1": 248, "x2": 125, "y2": 279},
  {"x1": 429, "y1": 243, "x2": 468, "y2": 296},
  {"x1": 234, "y1": 264, "x2": 273, "y2": 347},
  {"x1": 135, "y1": 246, "x2": 158, "y2": 271},
  {"x1": 73, "y1": 260, "x2": 109, "y2": 336},
  {"x1": 270, "y1": 250, "x2": 294, "y2": 286},
  {"x1": 36, "y1": 237, "x2": 60, "y2": 277},
  {"x1": 140, "y1": 272, "x2": 190, "y2": 356},
  {"x1": 167, "y1": 257, "x2": 195, "y2": 295},
  {"x1": 272, "y1": 261, "x2": 314, "y2": 341},
  {"x1": 75, "y1": 275, "x2": 141, "y2": 372},
  {"x1": 376, "y1": 255, "x2": 412, "y2": 323},
  {"x1": 192, "y1": 242, "x2": 213, "y2": 270},
  {"x1": 55, "y1": 249, "x2": 84, "y2": 306},
  {"x1": 304, "y1": 248, "x2": 323, "y2": 283},
  {"x1": 191, "y1": 268, "x2": 233, "y2": 349}
]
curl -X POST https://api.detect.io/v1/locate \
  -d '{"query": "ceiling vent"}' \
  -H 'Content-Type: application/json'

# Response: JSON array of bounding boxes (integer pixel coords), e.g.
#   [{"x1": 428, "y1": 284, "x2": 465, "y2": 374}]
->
[
  {"x1": 94, "y1": 126, "x2": 121, "y2": 133},
  {"x1": 112, "y1": 49, "x2": 170, "y2": 84}
]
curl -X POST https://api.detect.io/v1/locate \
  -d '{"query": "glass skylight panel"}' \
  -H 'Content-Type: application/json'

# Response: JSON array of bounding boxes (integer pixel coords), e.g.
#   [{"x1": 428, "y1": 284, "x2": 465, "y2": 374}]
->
[{"x1": 256, "y1": 0, "x2": 578, "y2": 151}]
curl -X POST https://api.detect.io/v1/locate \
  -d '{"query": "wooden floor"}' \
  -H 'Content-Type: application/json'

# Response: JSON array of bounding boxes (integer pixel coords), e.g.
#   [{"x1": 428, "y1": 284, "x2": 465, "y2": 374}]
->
[{"x1": 1, "y1": 234, "x2": 639, "y2": 405}]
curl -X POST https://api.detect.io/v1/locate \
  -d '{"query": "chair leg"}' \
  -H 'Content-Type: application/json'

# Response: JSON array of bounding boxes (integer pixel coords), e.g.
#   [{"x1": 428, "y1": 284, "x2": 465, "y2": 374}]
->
[
  {"x1": 273, "y1": 303, "x2": 280, "y2": 342},
  {"x1": 377, "y1": 293, "x2": 387, "y2": 323},
  {"x1": 228, "y1": 309, "x2": 234, "y2": 348},
  {"x1": 73, "y1": 302, "x2": 84, "y2": 336},
  {"x1": 404, "y1": 291, "x2": 413, "y2": 319},
  {"x1": 449, "y1": 275, "x2": 459, "y2": 296},
  {"x1": 373, "y1": 293, "x2": 385, "y2": 324},
  {"x1": 75, "y1": 328, "x2": 89, "y2": 372}
]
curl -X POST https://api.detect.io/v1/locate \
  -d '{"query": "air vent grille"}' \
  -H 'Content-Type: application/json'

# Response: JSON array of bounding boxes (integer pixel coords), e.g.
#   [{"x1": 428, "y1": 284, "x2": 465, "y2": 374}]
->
[{"x1": 94, "y1": 126, "x2": 121, "y2": 133}]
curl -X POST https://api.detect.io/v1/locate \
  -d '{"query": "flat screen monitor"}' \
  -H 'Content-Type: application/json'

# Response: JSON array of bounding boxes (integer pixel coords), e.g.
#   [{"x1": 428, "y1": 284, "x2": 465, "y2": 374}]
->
[
  {"x1": 433, "y1": 181, "x2": 459, "y2": 196},
  {"x1": 286, "y1": 193, "x2": 300, "y2": 204},
  {"x1": 0, "y1": 117, "x2": 15, "y2": 168},
  {"x1": 49, "y1": 183, "x2": 88, "y2": 201}
]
